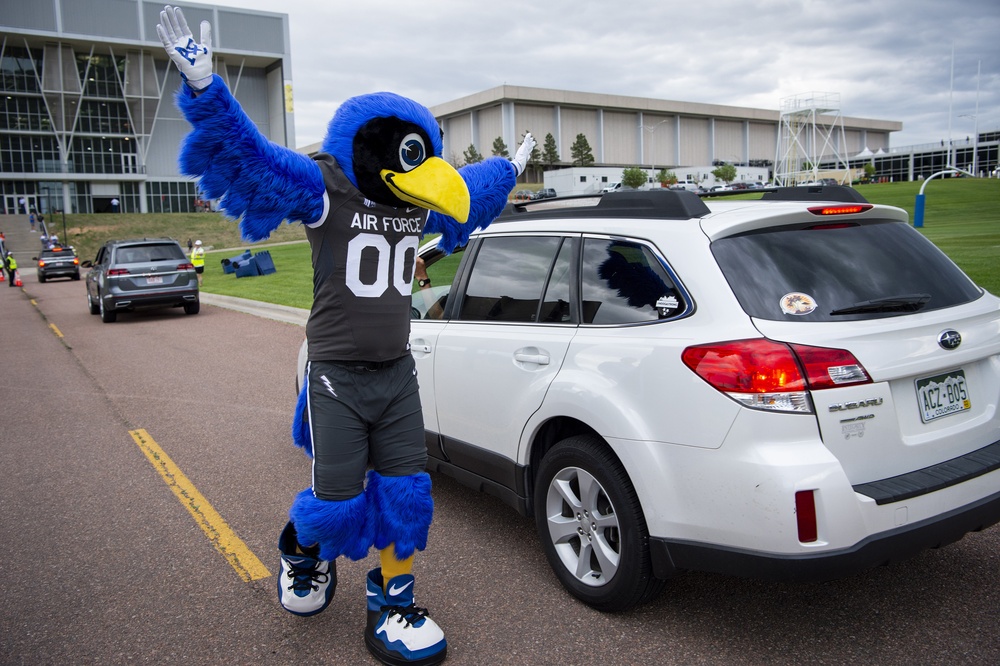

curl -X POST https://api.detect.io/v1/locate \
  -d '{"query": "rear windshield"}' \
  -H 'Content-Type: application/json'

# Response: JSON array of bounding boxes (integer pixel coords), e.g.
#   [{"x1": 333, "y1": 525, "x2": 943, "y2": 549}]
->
[
  {"x1": 114, "y1": 243, "x2": 184, "y2": 263},
  {"x1": 711, "y1": 220, "x2": 982, "y2": 322},
  {"x1": 40, "y1": 248, "x2": 75, "y2": 258}
]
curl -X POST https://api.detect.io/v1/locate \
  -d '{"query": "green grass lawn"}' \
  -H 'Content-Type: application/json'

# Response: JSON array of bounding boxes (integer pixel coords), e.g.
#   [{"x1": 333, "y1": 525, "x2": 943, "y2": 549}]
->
[{"x1": 56, "y1": 178, "x2": 999, "y2": 308}]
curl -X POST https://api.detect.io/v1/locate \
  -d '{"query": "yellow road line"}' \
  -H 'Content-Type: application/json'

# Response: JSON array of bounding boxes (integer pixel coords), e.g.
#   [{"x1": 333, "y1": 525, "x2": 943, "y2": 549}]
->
[
  {"x1": 129, "y1": 428, "x2": 271, "y2": 581},
  {"x1": 49, "y1": 323, "x2": 63, "y2": 338}
]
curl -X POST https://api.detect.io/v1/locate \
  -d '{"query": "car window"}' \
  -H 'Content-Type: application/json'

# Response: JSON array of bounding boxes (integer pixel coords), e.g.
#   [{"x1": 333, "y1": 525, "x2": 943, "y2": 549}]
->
[
  {"x1": 116, "y1": 243, "x2": 185, "y2": 263},
  {"x1": 711, "y1": 220, "x2": 983, "y2": 321},
  {"x1": 459, "y1": 236, "x2": 562, "y2": 322},
  {"x1": 581, "y1": 238, "x2": 686, "y2": 324},
  {"x1": 538, "y1": 239, "x2": 573, "y2": 323},
  {"x1": 411, "y1": 246, "x2": 464, "y2": 320}
]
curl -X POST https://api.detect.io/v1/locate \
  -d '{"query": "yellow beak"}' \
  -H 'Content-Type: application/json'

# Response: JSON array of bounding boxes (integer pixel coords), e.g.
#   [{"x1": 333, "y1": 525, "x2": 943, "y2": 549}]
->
[{"x1": 381, "y1": 156, "x2": 470, "y2": 223}]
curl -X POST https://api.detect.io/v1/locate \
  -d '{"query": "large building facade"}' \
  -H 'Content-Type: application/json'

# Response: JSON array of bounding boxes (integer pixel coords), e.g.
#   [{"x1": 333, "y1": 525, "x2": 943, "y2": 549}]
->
[
  {"x1": 428, "y1": 85, "x2": 902, "y2": 181},
  {"x1": 0, "y1": 0, "x2": 293, "y2": 215}
]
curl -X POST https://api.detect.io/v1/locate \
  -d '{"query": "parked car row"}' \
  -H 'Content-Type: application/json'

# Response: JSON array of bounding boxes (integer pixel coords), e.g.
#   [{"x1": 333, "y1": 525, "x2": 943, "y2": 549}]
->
[{"x1": 512, "y1": 188, "x2": 558, "y2": 201}]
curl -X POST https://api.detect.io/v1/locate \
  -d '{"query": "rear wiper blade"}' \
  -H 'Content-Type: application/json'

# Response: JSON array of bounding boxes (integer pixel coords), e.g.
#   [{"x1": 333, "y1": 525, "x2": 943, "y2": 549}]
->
[{"x1": 830, "y1": 293, "x2": 931, "y2": 316}]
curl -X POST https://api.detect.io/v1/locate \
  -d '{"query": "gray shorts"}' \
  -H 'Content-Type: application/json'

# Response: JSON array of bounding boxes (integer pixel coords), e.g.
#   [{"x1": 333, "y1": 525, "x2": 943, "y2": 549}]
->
[{"x1": 307, "y1": 355, "x2": 427, "y2": 500}]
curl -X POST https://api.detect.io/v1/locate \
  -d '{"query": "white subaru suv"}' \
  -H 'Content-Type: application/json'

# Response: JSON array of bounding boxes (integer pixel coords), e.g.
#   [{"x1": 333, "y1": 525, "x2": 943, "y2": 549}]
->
[{"x1": 302, "y1": 186, "x2": 1000, "y2": 611}]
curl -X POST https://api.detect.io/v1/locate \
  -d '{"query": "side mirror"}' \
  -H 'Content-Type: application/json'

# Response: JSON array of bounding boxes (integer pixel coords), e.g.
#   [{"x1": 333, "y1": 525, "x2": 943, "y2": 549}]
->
[{"x1": 81, "y1": 260, "x2": 93, "y2": 268}]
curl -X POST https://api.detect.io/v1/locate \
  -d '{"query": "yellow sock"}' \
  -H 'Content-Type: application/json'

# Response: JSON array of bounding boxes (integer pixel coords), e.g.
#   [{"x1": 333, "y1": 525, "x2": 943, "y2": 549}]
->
[{"x1": 379, "y1": 545, "x2": 414, "y2": 590}]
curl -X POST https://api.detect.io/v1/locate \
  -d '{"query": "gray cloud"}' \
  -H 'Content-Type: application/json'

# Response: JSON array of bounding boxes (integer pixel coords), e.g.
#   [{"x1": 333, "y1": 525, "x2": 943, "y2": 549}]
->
[{"x1": 207, "y1": 0, "x2": 999, "y2": 149}]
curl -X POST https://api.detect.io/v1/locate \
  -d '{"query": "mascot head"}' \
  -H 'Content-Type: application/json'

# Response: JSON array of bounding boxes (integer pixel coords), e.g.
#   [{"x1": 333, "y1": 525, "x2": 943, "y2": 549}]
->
[{"x1": 320, "y1": 92, "x2": 469, "y2": 222}]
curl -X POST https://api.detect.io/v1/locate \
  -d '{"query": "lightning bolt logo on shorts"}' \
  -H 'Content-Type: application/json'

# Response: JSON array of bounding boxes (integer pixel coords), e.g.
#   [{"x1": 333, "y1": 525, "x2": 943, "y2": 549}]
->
[{"x1": 320, "y1": 374, "x2": 337, "y2": 397}]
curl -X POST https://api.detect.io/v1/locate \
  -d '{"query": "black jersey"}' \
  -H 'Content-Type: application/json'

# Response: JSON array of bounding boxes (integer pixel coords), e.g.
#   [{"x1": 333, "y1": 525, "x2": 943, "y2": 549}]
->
[{"x1": 305, "y1": 154, "x2": 425, "y2": 362}]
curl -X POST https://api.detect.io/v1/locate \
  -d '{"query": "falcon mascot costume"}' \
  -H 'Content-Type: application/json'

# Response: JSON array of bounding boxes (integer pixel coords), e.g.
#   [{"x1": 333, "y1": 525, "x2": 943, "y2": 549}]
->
[{"x1": 157, "y1": 7, "x2": 534, "y2": 666}]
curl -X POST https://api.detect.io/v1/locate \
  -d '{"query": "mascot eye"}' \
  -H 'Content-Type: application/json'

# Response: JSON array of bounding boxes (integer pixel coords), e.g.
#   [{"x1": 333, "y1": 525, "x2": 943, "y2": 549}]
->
[{"x1": 398, "y1": 133, "x2": 426, "y2": 171}]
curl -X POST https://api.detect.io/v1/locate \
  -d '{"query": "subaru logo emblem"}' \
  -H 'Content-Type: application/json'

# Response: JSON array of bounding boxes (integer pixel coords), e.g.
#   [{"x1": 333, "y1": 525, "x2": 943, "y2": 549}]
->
[{"x1": 937, "y1": 329, "x2": 961, "y2": 350}]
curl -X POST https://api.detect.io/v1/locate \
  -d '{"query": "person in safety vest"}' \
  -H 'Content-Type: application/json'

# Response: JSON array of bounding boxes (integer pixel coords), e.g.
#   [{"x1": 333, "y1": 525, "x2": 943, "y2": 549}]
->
[
  {"x1": 5, "y1": 251, "x2": 17, "y2": 287},
  {"x1": 191, "y1": 239, "x2": 205, "y2": 286}
]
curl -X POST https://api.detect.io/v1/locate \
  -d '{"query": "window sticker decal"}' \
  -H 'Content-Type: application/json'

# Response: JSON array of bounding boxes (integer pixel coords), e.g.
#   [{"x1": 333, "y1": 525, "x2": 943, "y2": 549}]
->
[{"x1": 780, "y1": 292, "x2": 817, "y2": 316}]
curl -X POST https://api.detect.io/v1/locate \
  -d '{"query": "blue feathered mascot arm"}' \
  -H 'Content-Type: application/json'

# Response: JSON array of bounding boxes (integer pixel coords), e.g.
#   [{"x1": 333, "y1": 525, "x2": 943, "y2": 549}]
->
[
  {"x1": 176, "y1": 75, "x2": 326, "y2": 241},
  {"x1": 424, "y1": 156, "x2": 516, "y2": 254}
]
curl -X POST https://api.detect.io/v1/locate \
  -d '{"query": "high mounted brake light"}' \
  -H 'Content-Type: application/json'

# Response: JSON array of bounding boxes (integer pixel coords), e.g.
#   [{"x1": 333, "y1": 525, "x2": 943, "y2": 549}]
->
[{"x1": 807, "y1": 204, "x2": 873, "y2": 216}]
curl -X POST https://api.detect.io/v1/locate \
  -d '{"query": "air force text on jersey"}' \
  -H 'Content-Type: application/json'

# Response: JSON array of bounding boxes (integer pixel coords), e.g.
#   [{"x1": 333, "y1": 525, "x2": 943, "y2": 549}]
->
[{"x1": 351, "y1": 212, "x2": 424, "y2": 234}]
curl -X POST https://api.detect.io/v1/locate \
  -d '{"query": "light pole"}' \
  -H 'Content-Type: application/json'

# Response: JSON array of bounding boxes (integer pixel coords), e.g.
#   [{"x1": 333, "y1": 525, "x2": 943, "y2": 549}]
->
[
  {"x1": 641, "y1": 119, "x2": 670, "y2": 182},
  {"x1": 960, "y1": 60, "x2": 982, "y2": 176}
]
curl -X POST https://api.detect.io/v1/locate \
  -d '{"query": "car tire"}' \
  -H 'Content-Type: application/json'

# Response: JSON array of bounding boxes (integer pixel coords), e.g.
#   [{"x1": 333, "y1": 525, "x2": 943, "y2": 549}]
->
[
  {"x1": 183, "y1": 300, "x2": 200, "y2": 315},
  {"x1": 87, "y1": 291, "x2": 100, "y2": 315},
  {"x1": 534, "y1": 434, "x2": 665, "y2": 612},
  {"x1": 38, "y1": 274, "x2": 46, "y2": 283},
  {"x1": 99, "y1": 295, "x2": 117, "y2": 323},
  {"x1": 72, "y1": 272, "x2": 80, "y2": 281}
]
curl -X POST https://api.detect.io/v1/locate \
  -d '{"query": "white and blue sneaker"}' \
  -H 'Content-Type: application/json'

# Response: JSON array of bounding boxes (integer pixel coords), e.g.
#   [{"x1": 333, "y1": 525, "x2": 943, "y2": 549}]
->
[
  {"x1": 277, "y1": 521, "x2": 336, "y2": 617},
  {"x1": 365, "y1": 568, "x2": 447, "y2": 666}
]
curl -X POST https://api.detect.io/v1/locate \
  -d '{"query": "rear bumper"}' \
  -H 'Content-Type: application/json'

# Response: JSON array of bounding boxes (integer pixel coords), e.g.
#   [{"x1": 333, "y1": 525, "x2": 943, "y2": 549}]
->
[
  {"x1": 650, "y1": 487, "x2": 1000, "y2": 582},
  {"x1": 106, "y1": 289, "x2": 198, "y2": 310},
  {"x1": 39, "y1": 267, "x2": 79, "y2": 278}
]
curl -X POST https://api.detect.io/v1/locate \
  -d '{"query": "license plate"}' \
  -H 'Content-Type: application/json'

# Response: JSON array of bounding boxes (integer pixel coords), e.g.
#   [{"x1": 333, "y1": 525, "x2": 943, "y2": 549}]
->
[
  {"x1": 146, "y1": 275, "x2": 163, "y2": 285},
  {"x1": 916, "y1": 369, "x2": 971, "y2": 423}
]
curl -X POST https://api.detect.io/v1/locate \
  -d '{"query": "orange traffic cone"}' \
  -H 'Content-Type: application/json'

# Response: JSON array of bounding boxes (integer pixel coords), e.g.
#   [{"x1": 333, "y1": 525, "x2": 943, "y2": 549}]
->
[
  {"x1": 14, "y1": 269, "x2": 22, "y2": 287},
  {"x1": 0, "y1": 270, "x2": 5, "y2": 281}
]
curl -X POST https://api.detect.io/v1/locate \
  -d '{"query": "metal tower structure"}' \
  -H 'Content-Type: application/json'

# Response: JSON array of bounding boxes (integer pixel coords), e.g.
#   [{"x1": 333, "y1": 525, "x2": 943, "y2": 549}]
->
[{"x1": 773, "y1": 92, "x2": 850, "y2": 186}]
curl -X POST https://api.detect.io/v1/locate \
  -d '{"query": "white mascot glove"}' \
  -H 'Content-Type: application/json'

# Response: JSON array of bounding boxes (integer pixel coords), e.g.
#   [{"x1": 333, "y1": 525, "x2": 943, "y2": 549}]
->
[
  {"x1": 511, "y1": 132, "x2": 536, "y2": 177},
  {"x1": 157, "y1": 5, "x2": 214, "y2": 90}
]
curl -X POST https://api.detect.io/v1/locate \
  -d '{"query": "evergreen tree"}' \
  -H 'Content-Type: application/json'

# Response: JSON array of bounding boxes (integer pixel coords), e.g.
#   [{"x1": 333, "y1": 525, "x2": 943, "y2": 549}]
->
[
  {"x1": 541, "y1": 132, "x2": 560, "y2": 168},
  {"x1": 491, "y1": 136, "x2": 509, "y2": 158},
  {"x1": 523, "y1": 131, "x2": 542, "y2": 180},
  {"x1": 463, "y1": 144, "x2": 484, "y2": 165},
  {"x1": 570, "y1": 133, "x2": 595, "y2": 166}
]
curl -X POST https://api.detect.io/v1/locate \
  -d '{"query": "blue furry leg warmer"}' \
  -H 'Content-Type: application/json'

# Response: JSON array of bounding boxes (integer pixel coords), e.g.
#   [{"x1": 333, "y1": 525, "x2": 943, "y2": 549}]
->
[
  {"x1": 289, "y1": 488, "x2": 372, "y2": 561},
  {"x1": 366, "y1": 470, "x2": 434, "y2": 560}
]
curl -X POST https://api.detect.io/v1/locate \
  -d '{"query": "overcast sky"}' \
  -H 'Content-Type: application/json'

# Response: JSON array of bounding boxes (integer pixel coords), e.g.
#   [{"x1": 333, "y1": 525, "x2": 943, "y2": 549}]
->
[{"x1": 201, "y1": 0, "x2": 999, "y2": 151}]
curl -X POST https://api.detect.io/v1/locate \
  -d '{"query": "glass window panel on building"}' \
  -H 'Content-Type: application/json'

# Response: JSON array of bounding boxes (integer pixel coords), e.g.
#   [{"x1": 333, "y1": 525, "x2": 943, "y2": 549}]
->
[
  {"x1": 77, "y1": 53, "x2": 126, "y2": 99},
  {"x1": 0, "y1": 47, "x2": 43, "y2": 93}
]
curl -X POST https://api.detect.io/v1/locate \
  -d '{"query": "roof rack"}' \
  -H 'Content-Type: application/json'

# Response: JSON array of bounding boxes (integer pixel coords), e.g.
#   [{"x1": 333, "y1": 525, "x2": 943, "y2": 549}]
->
[{"x1": 500, "y1": 190, "x2": 711, "y2": 221}]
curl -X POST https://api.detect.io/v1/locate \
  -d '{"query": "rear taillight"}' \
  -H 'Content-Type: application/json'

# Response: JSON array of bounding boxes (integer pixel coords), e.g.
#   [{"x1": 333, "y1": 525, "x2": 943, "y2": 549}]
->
[
  {"x1": 177, "y1": 262, "x2": 194, "y2": 270},
  {"x1": 73, "y1": 258, "x2": 79, "y2": 265},
  {"x1": 37, "y1": 260, "x2": 46, "y2": 267},
  {"x1": 681, "y1": 339, "x2": 871, "y2": 413},
  {"x1": 789, "y1": 344, "x2": 870, "y2": 389},
  {"x1": 108, "y1": 268, "x2": 130, "y2": 276}
]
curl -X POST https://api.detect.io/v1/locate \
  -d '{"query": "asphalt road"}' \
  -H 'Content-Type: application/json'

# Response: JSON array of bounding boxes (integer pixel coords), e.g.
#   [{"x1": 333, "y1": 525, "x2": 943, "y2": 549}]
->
[{"x1": 1, "y1": 218, "x2": 998, "y2": 665}]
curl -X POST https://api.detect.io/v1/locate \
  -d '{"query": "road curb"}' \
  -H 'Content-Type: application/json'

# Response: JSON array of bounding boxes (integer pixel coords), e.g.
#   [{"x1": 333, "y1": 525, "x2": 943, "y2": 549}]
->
[{"x1": 199, "y1": 292, "x2": 308, "y2": 327}]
